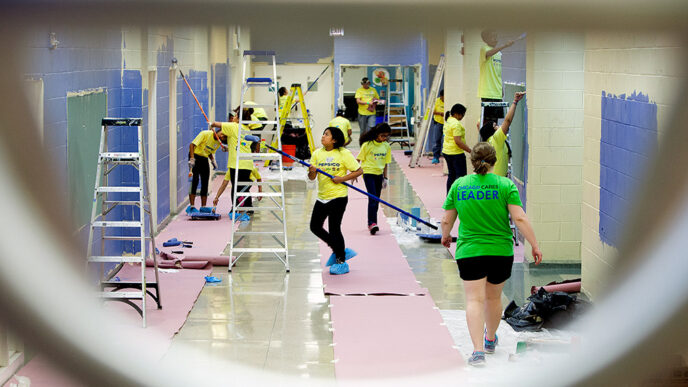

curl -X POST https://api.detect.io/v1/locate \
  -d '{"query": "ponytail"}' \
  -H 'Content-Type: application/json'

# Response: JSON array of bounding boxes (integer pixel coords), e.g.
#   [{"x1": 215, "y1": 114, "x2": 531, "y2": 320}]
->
[{"x1": 470, "y1": 142, "x2": 497, "y2": 175}]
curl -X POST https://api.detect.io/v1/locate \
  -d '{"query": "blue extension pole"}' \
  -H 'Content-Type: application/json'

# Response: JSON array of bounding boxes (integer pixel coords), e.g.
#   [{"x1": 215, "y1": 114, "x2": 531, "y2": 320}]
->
[{"x1": 244, "y1": 135, "x2": 438, "y2": 230}]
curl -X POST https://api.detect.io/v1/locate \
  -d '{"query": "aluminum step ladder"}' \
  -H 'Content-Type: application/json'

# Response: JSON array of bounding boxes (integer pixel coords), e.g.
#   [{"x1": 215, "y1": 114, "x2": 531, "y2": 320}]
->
[
  {"x1": 410, "y1": 54, "x2": 446, "y2": 168},
  {"x1": 386, "y1": 72, "x2": 412, "y2": 149},
  {"x1": 86, "y1": 118, "x2": 161, "y2": 328},
  {"x1": 230, "y1": 50, "x2": 289, "y2": 272}
]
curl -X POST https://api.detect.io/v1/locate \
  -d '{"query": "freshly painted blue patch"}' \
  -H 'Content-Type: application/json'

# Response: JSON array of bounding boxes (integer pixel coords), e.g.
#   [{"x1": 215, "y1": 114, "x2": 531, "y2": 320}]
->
[{"x1": 599, "y1": 91, "x2": 657, "y2": 247}]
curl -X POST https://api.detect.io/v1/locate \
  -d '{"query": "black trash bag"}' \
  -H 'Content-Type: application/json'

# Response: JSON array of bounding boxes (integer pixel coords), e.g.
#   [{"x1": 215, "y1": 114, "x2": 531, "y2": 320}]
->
[{"x1": 503, "y1": 288, "x2": 579, "y2": 332}]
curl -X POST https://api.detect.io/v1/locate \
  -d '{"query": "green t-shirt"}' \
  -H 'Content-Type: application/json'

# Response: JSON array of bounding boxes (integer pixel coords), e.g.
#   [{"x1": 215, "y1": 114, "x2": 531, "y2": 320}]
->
[{"x1": 442, "y1": 173, "x2": 522, "y2": 259}]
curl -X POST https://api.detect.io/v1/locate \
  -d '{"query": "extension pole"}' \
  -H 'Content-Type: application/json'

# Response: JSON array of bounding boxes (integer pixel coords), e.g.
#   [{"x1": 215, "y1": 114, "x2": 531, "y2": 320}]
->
[
  {"x1": 244, "y1": 135, "x2": 438, "y2": 230},
  {"x1": 290, "y1": 65, "x2": 329, "y2": 111},
  {"x1": 175, "y1": 62, "x2": 226, "y2": 151}
]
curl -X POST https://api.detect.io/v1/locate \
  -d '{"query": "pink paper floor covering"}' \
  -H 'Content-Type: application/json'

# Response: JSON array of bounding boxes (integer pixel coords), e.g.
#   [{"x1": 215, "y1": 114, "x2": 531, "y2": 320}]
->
[
  {"x1": 6, "y1": 177, "x2": 239, "y2": 386},
  {"x1": 319, "y1": 182, "x2": 425, "y2": 296},
  {"x1": 330, "y1": 295, "x2": 464, "y2": 379},
  {"x1": 391, "y1": 151, "x2": 525, "y2": 263},
  {"x1": 317, "y1": 179, "x2": 464, "y2": 376}
]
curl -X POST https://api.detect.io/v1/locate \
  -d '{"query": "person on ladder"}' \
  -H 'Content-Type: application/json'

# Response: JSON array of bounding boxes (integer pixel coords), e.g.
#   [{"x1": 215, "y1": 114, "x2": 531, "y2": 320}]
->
[
  {"x1": 187, "y1": 124, "x2": 229, "y2": 214},
  {"x1": 479, "y1": 30, "x2": 523, "y2": 124},
  {"x1": 355, "y1": 77, "x2": 380, "y2": 135},
  {"x1": 328, "y1": 108, "x2": 353, "y2": 147}
]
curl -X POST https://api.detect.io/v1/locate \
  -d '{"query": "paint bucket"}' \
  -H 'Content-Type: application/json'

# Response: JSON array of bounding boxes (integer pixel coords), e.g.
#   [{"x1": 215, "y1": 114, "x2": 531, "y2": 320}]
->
[{"x1": 282, "y1": 144, "x2": 296, "y2": 165}]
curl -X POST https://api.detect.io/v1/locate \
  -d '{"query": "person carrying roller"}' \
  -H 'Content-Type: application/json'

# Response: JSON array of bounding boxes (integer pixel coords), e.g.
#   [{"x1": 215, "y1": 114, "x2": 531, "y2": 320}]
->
[{"x1": 309, "y1": 127, "x2": 363, "y2": 275}]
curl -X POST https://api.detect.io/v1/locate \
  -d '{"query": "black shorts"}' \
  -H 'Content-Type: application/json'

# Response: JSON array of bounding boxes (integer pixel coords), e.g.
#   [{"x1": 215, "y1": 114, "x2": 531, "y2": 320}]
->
[{"x1": 456, "y1": 255, "x2": 514, "y2": 284}]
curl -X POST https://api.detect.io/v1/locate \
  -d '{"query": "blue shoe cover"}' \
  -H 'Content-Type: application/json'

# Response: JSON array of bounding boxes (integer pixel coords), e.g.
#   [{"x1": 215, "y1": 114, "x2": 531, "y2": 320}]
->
[
  {"x1": 204, "y1": 276, "x2": 222, "y2": 283},
  {"x1": 326, "y1": 248, "x2": 358, "y2": 266},
  {"x1": 329, "y1": 262, "x2": 350, "y2": 275},
  {"x1": 163, "y1": 238, "x2": 181, "y2": 247},
  {"x1": 228, "y1": 212, "x2": 251, "y2": 221},
  {"x1": 186, "y1": 206, "x2": 199, "y2": 214},
  {"x1": 199, "y1": 206, "x2": 213, "y2": 213}
]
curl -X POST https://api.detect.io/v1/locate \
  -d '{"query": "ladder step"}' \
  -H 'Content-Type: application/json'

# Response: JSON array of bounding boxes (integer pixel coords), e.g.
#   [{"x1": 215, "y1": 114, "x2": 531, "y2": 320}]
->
[
  {"x1": 100, "y1": 152, "x2": 140, "y2": 161},
  {"x1": 102, "y1": 118, "x2": 142, "y2": 126},
  {"x1": 391, "y1": 91, "x2": 403, "y2": 95},
  {"x1": 92, "y1": 221, "x2": 143, "y2": 228},
  {"x1": 232, "y1": 247, "x2": 287, "y2": 253},
  {"x1": 235, "y1": 231, "x2": 285, "y2": 235},
  {"x1": 240, "y1": 120, "x2": 279, "y2": 125},
  {"x1": 89, "y1": 256, "x2": 143, "y2": 263},
  {"x1": 388, "y1": 115, "x2": 407, "y2": 118},
  {"x1": 102, "y1": 236, "x2": 151, "y2": 241},
  {"x1": 243, "y1": 104, "x2": 276, "y2": 108},
  {"x1": 388, "y1": 103, "x2": 406, "y2": 106},
  {"x1": 236, "y1": 192, "x2": 282, "y2": 197},
  {"x1": 246, "y1": 77, "x2": 273, "y2": 83},
  {"x1": 103, "y1": 201, "x2": 143, "y2": 206},
  {"x1": 243, "y1": 50, "x2": 276, "y2": 56},
  {"x1": 238, "y1": 153, "x2": 281, "y2": 159},
  {"x1": 98, "y1": 292, "x2": 144, "y2": 300},
  {"x1": 97, "y1": 187, "x2": 142, "y2": 193},
  {"x1": 238, "y1": 206, "x2": 282, "y2": 211},
  {"x1": 245, "y1": 181, "x2": 282, "y2": 187},
  {"x1": 242, "y1": 130, "x2": 279, "y2": 135},
  {"x1": 390, "y1": 126, "x2": 409, "y2": 130}
]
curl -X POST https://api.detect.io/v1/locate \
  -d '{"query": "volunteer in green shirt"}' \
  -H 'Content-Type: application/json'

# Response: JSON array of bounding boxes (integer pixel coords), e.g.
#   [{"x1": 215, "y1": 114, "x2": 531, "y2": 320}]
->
[
  {"x1": 478, "y1": 91, "x2": 525, "y2": 177},
  {"x1": 441, "y1": 142, "x2": 542, "y2": 367}
]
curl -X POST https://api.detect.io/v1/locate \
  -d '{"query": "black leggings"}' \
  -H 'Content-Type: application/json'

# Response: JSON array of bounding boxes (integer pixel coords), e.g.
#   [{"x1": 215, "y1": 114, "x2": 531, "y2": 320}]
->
[
  {"x1": 443, "y1": 153, "x2": 467, "y2": 193},
  {"x1": 228, "y1": 168, "x2": 253, "y2": 209},
  {"x1": 363, "y1": 173, "x2": 383, "y2": 226},
  {"x1": 191, "y1": 155, "x2": 210, "y2": 197},
  {"x1": 310, "y1": 197, "x2": 348, "y2": 261}
]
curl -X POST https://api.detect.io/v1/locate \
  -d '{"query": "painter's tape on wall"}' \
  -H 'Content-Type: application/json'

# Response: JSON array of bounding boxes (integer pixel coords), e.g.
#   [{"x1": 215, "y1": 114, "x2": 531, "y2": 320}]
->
[{"x1": 599, "y1": 91, "x2": 657, "y2": 247}]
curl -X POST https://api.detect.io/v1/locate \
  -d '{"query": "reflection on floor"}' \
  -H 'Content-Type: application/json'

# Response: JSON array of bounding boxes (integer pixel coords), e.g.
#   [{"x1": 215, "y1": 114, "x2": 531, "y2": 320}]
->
[{"x1": 166, "y1": 122, "x2": 581, "y2": 381}]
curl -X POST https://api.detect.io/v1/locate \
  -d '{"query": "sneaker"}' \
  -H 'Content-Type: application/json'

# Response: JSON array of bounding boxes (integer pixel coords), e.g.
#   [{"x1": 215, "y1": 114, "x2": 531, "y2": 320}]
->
[
  {"x1": 368, "y1": 223, "x2": 379, "y2": 235},
  {"x1": 329, "y1": 262, "x2": 350, "y2": 275},
  {"x1": 325, "y1": 248, "x2": 358, "y2": 267},
  {"x1": 467, "y1": 351, "x2": 486, "y2": 367},
  {"x1": 484, "y1": 334, "x2": 498, "y2": 354},
  {"x1": 186, "y1": 206, "x2": 199, "y2": 214},
  {"x1": 431, "y1": 157, "x2": 440, "y2": 164}
]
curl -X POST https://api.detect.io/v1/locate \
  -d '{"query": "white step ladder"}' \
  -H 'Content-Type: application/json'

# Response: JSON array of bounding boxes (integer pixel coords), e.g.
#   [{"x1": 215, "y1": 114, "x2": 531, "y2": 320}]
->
[
  {"x1": 86, "y1": 118, "x2": 161, "y2": 327},
  {"x1": 410, "y1": 55, "x2": 445, "y2": 168},
  {"x1": 386, "y1": 73, "x2": 411, "y2": 149},
  {"x1": 230, "y1": 50, "x2": 289, "y2": 272}
]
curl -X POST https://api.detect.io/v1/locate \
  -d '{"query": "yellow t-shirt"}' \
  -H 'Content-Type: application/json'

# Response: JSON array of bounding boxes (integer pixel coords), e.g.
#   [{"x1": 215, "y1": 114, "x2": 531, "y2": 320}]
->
[
  {"x1": 433, "y1": 97, "x2": 445, "y2": 124},
  {"x1": 310, "y1": 147, "x2": 361, "y2": 200},
  {"x1": 355, "y1": 86, "x2": 379, "y2": 116},
  {"x1": 245, "y1": 101, "x2": 267, "y2": 129},
  {"x1": 221, "y1": 122, "x2": 253, "y2": 170},
  {"x1": 357, "y1": 140, "x2": 392, "y2": 175},
  {"x1": 442, "y1": 117, "x2": 466, "y2": 155},
  {"x1": 328, "y1": 116, "x2": 352, "y2": 144},
  {"x1": 279, "y1": 95, "x2": 288, "y2": 112},
  {"x1": 191, "y1": 130, "x2": 221, "y2": 158},
  {"x1": 478, "y1": 45, "x2": 503, "y2": 99},
  {"x1": 488, "y1": 128, "x2": 508, "y2": 177},
  {"x1": 250, "y1": 166, "x2": 261, "y2": 181}
]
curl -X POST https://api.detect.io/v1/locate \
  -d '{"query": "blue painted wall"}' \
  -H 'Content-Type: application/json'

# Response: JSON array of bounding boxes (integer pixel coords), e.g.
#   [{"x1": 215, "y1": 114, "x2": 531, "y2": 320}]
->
[
  {"x1": 23, "y1": 27, "x2": 220, "y2": 262},
  {"x1": 599, "y1": 91, "x2": 657, "y2": 247},
  {"x1": 333, "y1": 30, "x2": 428, "y2": 113}
]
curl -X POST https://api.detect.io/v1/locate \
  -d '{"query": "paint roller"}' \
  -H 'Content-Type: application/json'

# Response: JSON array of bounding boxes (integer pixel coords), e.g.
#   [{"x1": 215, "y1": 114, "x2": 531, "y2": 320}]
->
[{"x1": 243, "y1": 135, "x2": 438, "y2": 230}]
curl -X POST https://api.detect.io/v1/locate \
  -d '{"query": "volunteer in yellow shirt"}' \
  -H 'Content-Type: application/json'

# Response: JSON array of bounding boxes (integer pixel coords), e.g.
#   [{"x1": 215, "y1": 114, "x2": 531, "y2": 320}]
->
[
  {"x1": 211, "y1": 111, "x2": 256, "y2": 212},
  {"x1": 355, "y1": 77, "x2": 380, "y2": 134},
  {"x1": 479, "y1": 92, "x2": 525, "y2": 177},
  {"x1": 244, "y1": 101, "x2": 267, "y2": 131},
  {"x1": 356, "y1": 123, "x2": 392, "y2": 235},
  {"x1": 430, "y1": 90, "x2": 445, "y2": 164},
  {"x1": 328, "y1": 109, "x2": 353, "y2": 146},
  {"x1": 442, "y1": 103, "x2": 472, "y2": 193},
  {"x1": 187, "y1": 125, "x2": 228, "y2": 212},
  {"x1": 479, "y1": 30, "x2": 524, "y2": 124},
  {"x1": 308, "y1": 127, "x2": 362, "y2": 275},
  {"x1": 278, "y1": 87, "x2": 289, "y2": 112}
]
